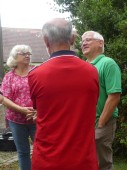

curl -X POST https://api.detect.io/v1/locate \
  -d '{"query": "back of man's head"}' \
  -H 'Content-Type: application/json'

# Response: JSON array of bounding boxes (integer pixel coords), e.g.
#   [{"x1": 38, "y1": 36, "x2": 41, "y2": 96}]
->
[{"x1": 42, "y1": 18, "x2": 72, "y2": 45}]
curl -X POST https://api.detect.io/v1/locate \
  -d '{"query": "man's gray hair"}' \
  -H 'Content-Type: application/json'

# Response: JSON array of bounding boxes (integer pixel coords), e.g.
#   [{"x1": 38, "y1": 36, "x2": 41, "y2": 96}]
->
[
  {"x1": 42, "y1": 19, "x2": 73, "y2": 45},
  {"x1": 7, "y1": 45, "x2": 32, "y2": 69}
]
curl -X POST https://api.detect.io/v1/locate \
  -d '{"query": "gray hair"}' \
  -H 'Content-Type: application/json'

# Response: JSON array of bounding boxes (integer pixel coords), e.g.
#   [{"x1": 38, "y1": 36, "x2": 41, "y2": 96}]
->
[
  {"x1": 42, "y1": 18, "x2": 73, "y2": 45},
  {"x1": 82, "y1": 31, "x2": 104, "y2": 53},
  {"x1": 7, "y1": 45, "x2": 32, "y2": 68}
]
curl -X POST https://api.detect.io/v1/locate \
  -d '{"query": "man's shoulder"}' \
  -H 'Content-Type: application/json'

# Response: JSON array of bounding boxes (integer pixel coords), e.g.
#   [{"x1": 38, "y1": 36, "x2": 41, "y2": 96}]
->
[
  {"x1": 29, "y1": 65, "x2": 39, "y2": 73},
  {"x1": 96, "y1": 55, "x2": 119, "y2": 69},
  {"x1": 101, "y1": 55, "x2": 116, "y2": 63},
  {"x1": 29, "y1": 63, "x2": 45, "y2": 73},
  {"x1": 97, "y1": 55, "x2": 121, "y2": 76}
]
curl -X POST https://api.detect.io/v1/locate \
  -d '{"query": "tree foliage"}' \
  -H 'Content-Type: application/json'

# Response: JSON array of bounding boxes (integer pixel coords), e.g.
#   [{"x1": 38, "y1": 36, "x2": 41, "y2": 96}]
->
[{"x1": 54, "y1": 0, "x2": 127, "y2": 157}]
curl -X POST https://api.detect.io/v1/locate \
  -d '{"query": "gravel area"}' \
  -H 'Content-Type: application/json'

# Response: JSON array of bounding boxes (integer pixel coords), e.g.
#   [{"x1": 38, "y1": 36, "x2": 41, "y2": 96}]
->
[
  {"x1": 0, "y1": 105, "x2": 33, "y2": 169},
  {"x1": 0, "y1": 104, "x2": 18, "y2": 168},
  {"x1": 0, "y1": 151, "x2": 18, "y2": 165},
  {"x1": 0, "y1": 105, "x2": 6, "y2": 130}
]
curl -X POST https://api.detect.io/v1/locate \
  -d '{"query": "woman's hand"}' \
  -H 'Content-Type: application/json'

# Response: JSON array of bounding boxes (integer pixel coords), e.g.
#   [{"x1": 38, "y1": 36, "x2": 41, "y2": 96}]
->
[{"x1": 25, "y1": 108, "x2": 37, "y2": 122}]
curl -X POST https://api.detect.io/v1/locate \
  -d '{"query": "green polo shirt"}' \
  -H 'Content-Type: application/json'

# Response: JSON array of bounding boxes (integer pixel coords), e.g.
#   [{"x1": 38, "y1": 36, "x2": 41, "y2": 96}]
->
[{"x1": 91, "y1": 54, "x2": 121, "y2": 126}]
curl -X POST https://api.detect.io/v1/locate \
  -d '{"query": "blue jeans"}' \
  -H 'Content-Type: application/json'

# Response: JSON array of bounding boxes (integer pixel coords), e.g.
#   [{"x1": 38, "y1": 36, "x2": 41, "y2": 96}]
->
[{"x1": 8, "y1": 120, "x2": 36, "y2": 170}]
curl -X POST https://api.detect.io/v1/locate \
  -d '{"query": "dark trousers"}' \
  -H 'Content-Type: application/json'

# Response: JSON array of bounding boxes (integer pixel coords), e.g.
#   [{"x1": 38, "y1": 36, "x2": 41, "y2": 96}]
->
[{"x1": 95, "y1": 118, "x2": 116, "y2": 170}]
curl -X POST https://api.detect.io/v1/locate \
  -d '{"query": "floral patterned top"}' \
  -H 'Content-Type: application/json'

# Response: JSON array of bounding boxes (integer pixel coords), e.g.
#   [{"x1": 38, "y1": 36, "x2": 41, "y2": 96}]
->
[{"x1": 1, "y1": 69, "x2": 34, "y2": 124}]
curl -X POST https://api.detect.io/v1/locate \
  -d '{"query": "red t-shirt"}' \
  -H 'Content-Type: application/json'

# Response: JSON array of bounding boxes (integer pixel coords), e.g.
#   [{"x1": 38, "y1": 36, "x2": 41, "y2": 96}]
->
[{"x1": 28, "y1": 51, "x2": 99, "y2": 170}]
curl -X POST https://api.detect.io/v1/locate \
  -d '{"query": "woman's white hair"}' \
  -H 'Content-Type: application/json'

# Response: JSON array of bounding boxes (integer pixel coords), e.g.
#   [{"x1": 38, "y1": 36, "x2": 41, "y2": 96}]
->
[
  {"x1": 7, "y1": 45, "x2": 32, "y2": 68},
  {"x1": 82, "y1": 31, "x2": 104, "y2": 53}
]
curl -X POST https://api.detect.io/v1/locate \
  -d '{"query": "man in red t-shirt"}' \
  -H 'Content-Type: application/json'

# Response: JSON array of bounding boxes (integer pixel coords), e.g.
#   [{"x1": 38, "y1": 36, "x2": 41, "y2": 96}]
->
[{"x1": 28, "y1": 18, "x2": 99, "y2": 170}]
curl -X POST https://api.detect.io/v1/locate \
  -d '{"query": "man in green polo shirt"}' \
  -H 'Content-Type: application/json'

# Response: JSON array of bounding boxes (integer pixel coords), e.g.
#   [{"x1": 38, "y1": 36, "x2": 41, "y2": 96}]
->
[{"x1": 81, "y1": 31, "x2": 121, "y2": 170}]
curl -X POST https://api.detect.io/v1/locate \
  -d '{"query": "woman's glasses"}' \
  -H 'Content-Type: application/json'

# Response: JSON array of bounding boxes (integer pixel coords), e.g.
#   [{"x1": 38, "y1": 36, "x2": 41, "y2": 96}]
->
[{"x1": 17, "y1": 52, "x2": 32, "y2": 56}]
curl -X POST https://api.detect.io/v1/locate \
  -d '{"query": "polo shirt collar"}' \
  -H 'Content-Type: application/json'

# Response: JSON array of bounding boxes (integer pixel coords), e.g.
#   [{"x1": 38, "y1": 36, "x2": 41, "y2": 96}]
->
[
  {"x1": 91, "y1": 54, "x2": 105, "y2": 65},
  {"x1": 50, "y1": 50, "x2": 77, "y2": 58}
]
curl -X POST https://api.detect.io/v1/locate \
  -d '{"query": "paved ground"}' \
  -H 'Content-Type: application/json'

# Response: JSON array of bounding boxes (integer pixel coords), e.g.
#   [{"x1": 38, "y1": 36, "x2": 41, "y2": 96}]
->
[
  {"x1": 0, "y1": 105, "x2": 18, "y2": 168},
  {"x1": 0, "y1": 105, "x2": 33, "y2": 169},
  {"x1": 0, "y1": 105, "x2": 6, "y2": 131}
]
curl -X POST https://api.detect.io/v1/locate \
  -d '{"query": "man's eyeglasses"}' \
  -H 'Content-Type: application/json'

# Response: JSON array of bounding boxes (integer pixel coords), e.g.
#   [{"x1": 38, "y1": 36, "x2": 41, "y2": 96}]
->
[
  {"x1": 82, "y1": 38, "x2": 99, "y2": 43},
  {"x1": 17, "y1": 52, "x2": 32, "y2": 56}
]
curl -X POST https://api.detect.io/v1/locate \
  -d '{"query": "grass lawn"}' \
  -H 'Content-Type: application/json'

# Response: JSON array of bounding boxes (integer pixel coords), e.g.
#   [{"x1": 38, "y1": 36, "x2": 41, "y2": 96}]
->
[
  {"x1": 1, "y1": 157, "x2": 127, "y2": 170},
  {"x1": 114, "y1": 157, "x2": 127, "y2": 170},
  {"x1": 0, "y1": 162, "x2": 19, "y2": 170}
]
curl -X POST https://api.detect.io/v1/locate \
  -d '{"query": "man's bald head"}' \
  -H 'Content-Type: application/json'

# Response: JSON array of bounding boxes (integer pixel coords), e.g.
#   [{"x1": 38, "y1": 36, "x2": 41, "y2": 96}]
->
[
  {"x1": 42, "y1": 18, "x2": 73, "y2": 45},
  {"x1": 47, "y1": 18, "x2": 70, "y2": 28}
]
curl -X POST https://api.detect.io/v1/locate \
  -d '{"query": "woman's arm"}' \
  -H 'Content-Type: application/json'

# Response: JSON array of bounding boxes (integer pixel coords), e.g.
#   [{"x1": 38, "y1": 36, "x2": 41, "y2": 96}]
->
[{"x1": 3, "y1": 96, "x2": 36, "y2": 116}]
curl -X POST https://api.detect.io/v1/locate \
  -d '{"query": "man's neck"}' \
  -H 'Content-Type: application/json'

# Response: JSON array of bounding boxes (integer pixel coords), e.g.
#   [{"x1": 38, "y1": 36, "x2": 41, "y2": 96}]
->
[
  {"x1": 49, "y1": 44, "x2": 71, "y2": 55},
  {"x1": 86, "y1": 52, "x2": 102, "y2": 62}
]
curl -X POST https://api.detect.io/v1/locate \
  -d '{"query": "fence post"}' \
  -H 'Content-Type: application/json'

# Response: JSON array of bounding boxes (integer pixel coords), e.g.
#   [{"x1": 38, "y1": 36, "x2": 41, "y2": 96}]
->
[{"x1": 0, "y1": 12, "x2": 4, "y2": 84}]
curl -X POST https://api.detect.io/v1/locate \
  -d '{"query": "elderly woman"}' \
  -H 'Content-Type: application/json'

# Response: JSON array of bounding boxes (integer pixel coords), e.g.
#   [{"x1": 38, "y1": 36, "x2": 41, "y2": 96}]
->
[{"x1": 1, "y1": 45, "x2": 36, "y2": 170}]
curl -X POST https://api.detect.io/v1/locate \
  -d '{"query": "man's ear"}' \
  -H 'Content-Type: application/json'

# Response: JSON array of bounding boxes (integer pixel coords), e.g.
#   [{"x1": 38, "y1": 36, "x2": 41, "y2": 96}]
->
[
  {"x1": 71, "y1": 34, "x2": 76, "y2": 45},
  {"x1": 99, "y1": 40, "x2": 104, "y2": 48},
  {"x1": 43, "y1": 36, "x2": 50, "y2": 48}
]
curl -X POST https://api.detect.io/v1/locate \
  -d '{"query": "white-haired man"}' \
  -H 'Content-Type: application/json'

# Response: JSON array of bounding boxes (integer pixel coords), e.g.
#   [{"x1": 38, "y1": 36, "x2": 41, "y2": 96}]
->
[{"x1": 81, "y1": 31, "x2": 121, "y2": 170}]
